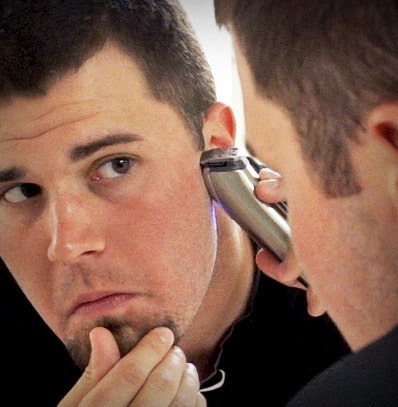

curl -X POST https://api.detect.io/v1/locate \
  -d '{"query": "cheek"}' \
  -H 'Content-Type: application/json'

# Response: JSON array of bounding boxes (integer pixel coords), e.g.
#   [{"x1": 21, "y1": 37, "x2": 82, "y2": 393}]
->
[
  {"x1": 108, "y1": 169, "x2": 217, "y2": 317},
  {"x1": 287, "y1": 181, "x2": 348, "y2": 295},
  {"x1": 108, "y1": 164, "x2": 217, "y2": 277},
  {"x1": 290, "y1": 211, "x2": 328, "y2": 261},
  {"x1": 287, "y1": 180, "x2": 336, "y2": 270}
]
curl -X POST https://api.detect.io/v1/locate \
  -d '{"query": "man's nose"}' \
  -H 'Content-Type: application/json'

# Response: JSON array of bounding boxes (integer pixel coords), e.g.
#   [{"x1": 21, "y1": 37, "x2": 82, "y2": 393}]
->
[{"x1": 46, "y1": 193, "x2": 105, "y2": 263}]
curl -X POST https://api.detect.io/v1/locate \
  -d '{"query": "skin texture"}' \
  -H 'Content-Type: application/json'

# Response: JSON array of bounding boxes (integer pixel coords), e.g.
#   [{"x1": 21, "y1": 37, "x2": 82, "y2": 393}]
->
[
  {"x1": 234, "y1": 39, "x2": 398, "y2": 352},
  {"x1": 0, "y1": 43, "x2": 255, "y2": 405}
]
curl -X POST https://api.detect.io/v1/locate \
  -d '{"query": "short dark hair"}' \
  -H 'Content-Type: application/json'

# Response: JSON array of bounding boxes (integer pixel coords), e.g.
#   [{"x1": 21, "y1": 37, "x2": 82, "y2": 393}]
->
[
  {"x1": 0, "y1": 0, "x2": 217, "y2": 148},
  {"x1": 215, "y1": 0, "x2": 398, "y2": 197}
]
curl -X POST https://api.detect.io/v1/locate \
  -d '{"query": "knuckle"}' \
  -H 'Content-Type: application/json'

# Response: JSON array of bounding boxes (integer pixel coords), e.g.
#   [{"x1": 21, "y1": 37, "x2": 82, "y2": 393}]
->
[
  {"x1": 152, "y1": 368, "x2": 178, "y2": 393},
  {"x1": 121, "y1": 358, "x2": 149, "y2": 386}
]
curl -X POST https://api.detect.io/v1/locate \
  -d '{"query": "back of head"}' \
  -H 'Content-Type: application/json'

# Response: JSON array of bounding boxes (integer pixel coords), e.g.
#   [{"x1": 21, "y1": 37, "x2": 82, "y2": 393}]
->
[
  {"x1": 0, "y1": 0, "x2": 216, "y2": 146},
  {"x1": 215, "y1": 0, "x2": 398, "y2": 197}
]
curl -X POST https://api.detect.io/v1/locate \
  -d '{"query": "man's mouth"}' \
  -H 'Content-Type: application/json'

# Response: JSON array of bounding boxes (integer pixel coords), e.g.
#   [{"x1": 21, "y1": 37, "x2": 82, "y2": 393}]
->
[{"x1": 69, "y1": 292, "x2": 139, "y2": 318}]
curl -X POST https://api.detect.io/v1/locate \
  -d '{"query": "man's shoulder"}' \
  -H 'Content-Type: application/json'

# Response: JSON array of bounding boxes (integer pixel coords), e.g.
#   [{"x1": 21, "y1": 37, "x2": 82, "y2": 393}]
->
[{"x1": 287, "y1": 324, "x2": 398, "y2": 406}]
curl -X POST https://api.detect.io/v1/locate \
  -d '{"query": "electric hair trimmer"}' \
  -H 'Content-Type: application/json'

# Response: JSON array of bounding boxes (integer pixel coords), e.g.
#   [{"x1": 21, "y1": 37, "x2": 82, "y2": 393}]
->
[{"x1": 200, "y1": 147, "x2": 307, "y2": 288}]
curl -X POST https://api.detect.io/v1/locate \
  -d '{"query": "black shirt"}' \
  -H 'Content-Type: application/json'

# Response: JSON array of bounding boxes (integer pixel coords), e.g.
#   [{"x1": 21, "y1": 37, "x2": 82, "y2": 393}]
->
[{"x1": 287, "y1": 324, "x2": 398, "y2": 407}]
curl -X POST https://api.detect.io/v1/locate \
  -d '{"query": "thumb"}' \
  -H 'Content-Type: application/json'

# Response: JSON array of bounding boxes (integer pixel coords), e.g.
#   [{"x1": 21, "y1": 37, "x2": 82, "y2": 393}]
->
[
  {"x1": 255, "y1": 167, "x2": 284, "y2": 203},
  {"x1": 87, "y1": 327, "x2": 121, "y2": 379},
  {"x1": 57, "y1": 327, "x2": 120, "y2": 406}
]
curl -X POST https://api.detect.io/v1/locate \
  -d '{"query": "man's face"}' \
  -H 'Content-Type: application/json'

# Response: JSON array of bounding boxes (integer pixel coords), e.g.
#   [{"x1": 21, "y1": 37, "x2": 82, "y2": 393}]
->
[{"x1": 0, "y1": 44, "x2": 218, "y2": 368}]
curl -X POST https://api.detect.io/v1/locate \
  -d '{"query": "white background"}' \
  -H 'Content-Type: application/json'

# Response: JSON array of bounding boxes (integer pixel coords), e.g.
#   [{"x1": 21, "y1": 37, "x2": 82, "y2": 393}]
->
[{"x1": 181, "y1": 0, "x2": 245, "y2": 146}]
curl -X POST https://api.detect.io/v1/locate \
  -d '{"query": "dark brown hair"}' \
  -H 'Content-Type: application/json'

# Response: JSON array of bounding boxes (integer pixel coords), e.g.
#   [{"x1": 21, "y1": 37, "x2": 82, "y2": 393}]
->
[
  {"x1": 0, "y1": 0, "x2": 217, "y2": 148},
  {"x1": 215, "y1": 0, "x2": 398, "y2": 196}
]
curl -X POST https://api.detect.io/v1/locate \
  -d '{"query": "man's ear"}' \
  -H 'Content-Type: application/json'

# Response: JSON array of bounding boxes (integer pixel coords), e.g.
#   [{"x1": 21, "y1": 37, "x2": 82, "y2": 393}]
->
[
  {"x1": 364, "y1": 103, "x2": 398, "y2": 200},
  {"x1": 202, "y1": 102, "x2": 236, "y2": 148},
  {"x1": 366, "y1": 103, "x2": 398, "y2": 151}
]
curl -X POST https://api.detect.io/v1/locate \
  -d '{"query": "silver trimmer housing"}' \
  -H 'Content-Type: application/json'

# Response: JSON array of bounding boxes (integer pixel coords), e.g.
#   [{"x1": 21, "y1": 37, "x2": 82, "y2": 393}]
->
[{"x1": 200, "y1": 147, "x2": 291, "y2": 261}]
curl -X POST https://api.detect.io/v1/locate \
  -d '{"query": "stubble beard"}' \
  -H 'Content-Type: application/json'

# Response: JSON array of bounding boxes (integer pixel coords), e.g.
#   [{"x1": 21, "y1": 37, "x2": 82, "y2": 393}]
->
[{"x1": 66, "y1": 315, "x2": 179, "y2": 370}]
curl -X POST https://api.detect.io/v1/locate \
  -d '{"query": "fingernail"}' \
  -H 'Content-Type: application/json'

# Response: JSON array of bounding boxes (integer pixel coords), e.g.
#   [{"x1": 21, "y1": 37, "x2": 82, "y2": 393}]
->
[
  {"x1": 172, "y1": 345, "x2": 184, "y2": 357},
  {"x1": 186, "y1": 362, "x2": 198, "y2": 374},
  {"x1": 155, "y1": 326, "x2": 175, "y2": 345},
  {"x1": 259, "y1": 167, "x2": 282, "y2": 180},
  {"x1": 258, "y1": 178, "x2": 281, "y2": 190}
]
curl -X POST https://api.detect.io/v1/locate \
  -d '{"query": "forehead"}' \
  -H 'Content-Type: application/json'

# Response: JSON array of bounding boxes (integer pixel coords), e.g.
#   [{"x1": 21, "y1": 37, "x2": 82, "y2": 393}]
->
[
  {"x1": 0, "y1": 43, "x2": 154, "y2": 144},
  {"x1": 0, "y1": 42, "x2": 193, "y2": 180}
]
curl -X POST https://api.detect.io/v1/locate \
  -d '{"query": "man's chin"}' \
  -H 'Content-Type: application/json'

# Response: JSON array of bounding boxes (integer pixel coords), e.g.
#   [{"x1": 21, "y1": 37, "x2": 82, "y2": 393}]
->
[{"x1": 65, "y1": 316, "x2": 178, "y2": 370}]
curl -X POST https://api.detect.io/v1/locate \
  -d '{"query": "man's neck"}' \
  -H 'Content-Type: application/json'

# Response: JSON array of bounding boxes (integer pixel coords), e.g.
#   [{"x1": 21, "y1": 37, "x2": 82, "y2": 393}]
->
[{"x1": 179, "y1": 206, "x2": 256, "y2": 381}]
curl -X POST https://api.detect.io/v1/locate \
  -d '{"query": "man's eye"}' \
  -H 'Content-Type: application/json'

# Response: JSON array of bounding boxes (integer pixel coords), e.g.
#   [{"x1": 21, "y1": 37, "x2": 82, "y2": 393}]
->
[
  {"x1": 95, "y1": 157, "x2": 134, "y2": 179},
  {"x1": 3, "y1": 183, "x2": 41, "y2": 204}
]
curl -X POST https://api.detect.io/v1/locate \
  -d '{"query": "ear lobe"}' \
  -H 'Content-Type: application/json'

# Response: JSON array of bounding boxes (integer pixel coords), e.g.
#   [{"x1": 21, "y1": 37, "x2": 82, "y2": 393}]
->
[
  {"x1": 366, "y1": 103, "x2": 398, "y2": 151},
  {"x1": 202, "y1": 102, "x2": 236, "y2": 148}
]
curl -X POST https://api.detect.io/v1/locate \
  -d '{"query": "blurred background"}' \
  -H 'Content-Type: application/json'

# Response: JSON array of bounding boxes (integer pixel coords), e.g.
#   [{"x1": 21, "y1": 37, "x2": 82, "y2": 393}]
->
[{"x1": 181, "y1": 0, "x2": 246, "y2": 147}]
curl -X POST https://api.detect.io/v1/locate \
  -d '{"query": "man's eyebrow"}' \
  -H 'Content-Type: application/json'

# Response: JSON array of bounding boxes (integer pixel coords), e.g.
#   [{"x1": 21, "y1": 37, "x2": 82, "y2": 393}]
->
[
  {"x1": 0, "y1": 134, "x2": 140, "y2": 183},
  {"x1": 0, "y1": 167, "x2": 25, "y2": 183},
  {"x1": 70, "y1": 134, "x2": 141, "y2": 162}
]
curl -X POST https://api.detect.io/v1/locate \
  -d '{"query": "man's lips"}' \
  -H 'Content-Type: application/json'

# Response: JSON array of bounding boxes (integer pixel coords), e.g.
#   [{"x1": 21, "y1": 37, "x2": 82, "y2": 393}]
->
[{"x1": 69, "y1": 292, "x2": 138, "y2": 317}]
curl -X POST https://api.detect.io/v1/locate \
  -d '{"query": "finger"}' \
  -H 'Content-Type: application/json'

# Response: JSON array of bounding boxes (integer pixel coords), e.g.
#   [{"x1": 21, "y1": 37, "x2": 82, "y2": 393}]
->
[
  {"x1": 255, "y1": 246, "x2": 282, "y2": 276},
  {"x1": 169, "y1": 363, "x2": 201, "y2": 407},
  {"x1": 255, "y1": 168, "x2": 283, "y2": 203},
  {"x1": 57, "y1": 327, "x2": 120, "y2": 407},
  {"x1": 131, "y1": 346, "x2": 188, "y2": 406},
  {"x1": 259, "y1": 167, "x2": 282, "y2": 180},
  {"x1": 89, "y1": 327, "x2": 122, "y2": 378},
  {"x1": 256, "y1": 248, "x2": 306, "y2": 290},
  {"x1": 80, "y1": 326, "x2": 175, "y2": 407},
  {"x1": 195, "y1": 392, "x2": 207, "y2": 407}
]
